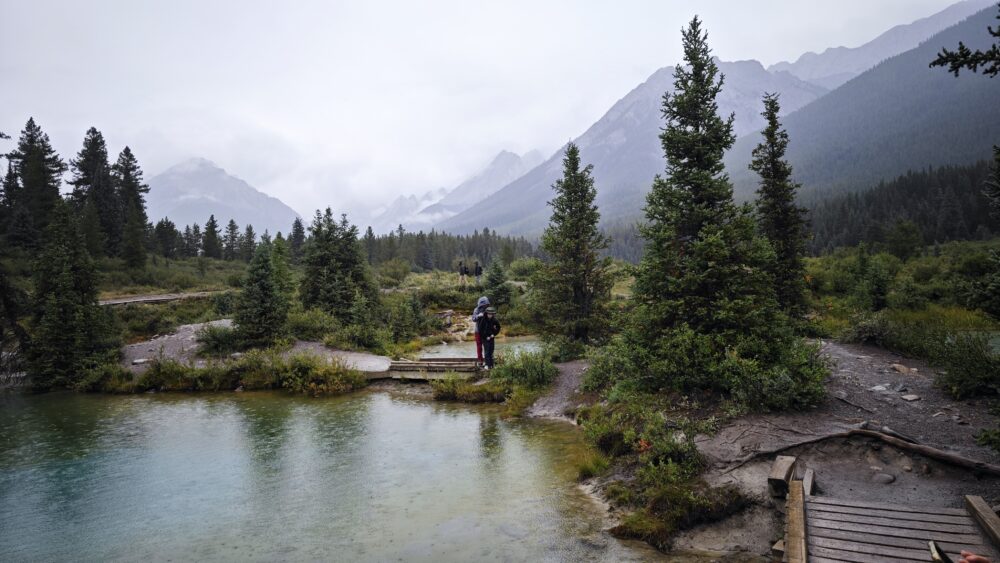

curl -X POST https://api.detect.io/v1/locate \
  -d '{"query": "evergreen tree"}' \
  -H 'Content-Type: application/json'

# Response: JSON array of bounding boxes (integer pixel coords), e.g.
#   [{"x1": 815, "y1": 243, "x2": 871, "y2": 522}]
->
[
  {"x1": 27, "y1": 201, "x2": 117, "y2": 389},
  {"x1": 79, "y1": 199, "x2": 105, "y2": 257},
  {"x1": 112, "y1": 147, "x2": 149, "y2": 230},
  {"x1": 483, "y1": 260, "x2": 511, "y2": 308},
  {"x1": 300, "y1": 209, "x2": 376, "y2": 321},
  {"x1": 363, "y1": 225, "x2": 376, "y2": 264},
  {"x1": 68, "y1": 127, "x2": 111, "y2": 210},
  {"x1": 202, "y1": 215, "x2": 222, "y2": 258},
  {"x1": 1, "y1": 164, "x2": 19, "y2": 231},
  {"x1": 189, "y1": 224, "x2": 202, "y2": 256},
  {"x1": 6, "y1": 118, "x2": 66, "y2": 237},
  {"x1": 6, "y1": 204, "x2": 35, "y2": 248},
  {"x1": 234, "y1": 242, "x2": 288, "y2": 348},
  {"x1": 240, "y1": 224, "x2": 257, "y2": 261},
  {"x1": 154, "y1": 218, "x2": 179, "y2": 258},
  {"x1": 609, "y1": 17, "x2": 821, "y2": 408},
  {"x1": 271, "y1": 233, "x2": 294, "y2": 300},
  {"x1": 985, "y1": 146, "x2": 1000, "y2": 218},
  {"x1": 0, "y1": 262, "x2": 29, "y2": 378},
  {"x1": 749, "y1": 93, "x2": 808, "y2": 316},
  {"x1": 223, "y1": 219, "x2": 240, "y2": 260},
  {"x1": 121, "y1": 199, "x2": 147, "y2": 269},
  {"x1": 930, "y1": 4, "x2": 1000, "y2": 77},
  {"x1": 290, "y1": 217, "x2": 306, "y2": 263},
  {"x1": 532, "y1": 143, "x2": 614, "y2": 346}
]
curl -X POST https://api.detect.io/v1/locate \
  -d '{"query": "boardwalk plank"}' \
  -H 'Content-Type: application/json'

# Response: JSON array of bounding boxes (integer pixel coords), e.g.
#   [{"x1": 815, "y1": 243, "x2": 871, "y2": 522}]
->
[
  {"x1": 810, "y1": 544, "x2": 925, "y2": 563},
  {"x1": 809, "y1": 517, "x2": 985, "y2": 544},
  {"x1": 811, "y1": 535, "x2": 963, "y2": 561},
  {"x1": 807, "y1": 496, "x2": 967, "y2": 516},
  {"x1": 806, "y1": 503, "x2": 974, "y2": 525},
  {"x1": 807, "y1": 525, "x2": 985, "y2": 552},
  {"x1": 806, "y1": 509, "x2": 979, "y2": 533}
]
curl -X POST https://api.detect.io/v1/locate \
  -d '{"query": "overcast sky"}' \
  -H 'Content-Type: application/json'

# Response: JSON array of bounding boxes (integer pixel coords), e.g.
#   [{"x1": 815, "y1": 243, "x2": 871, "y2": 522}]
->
[{"x1": 0, "y1": 0, "x2": 969, "y2": 219}]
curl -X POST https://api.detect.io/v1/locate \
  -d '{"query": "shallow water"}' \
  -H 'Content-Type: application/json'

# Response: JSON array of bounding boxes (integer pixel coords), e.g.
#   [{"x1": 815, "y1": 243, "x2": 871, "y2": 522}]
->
[
  {"x1": 0, "y1": 390, "x2": 666, "y2": 562},
  {"x1": 420, "y1": 336, "x2": 542, "y2": 359}
]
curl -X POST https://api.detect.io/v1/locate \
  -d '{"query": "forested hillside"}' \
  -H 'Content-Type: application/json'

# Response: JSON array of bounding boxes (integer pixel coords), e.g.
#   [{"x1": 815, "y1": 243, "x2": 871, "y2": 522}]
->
[{"x1": 726, "y1": 6, "x2": 1000, "y2": 202}]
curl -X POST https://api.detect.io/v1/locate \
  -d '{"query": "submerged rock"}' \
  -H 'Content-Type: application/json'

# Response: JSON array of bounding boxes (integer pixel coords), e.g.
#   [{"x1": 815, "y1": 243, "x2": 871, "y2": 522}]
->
[{"x1": 872, "y1": 472, "x2": 896, "y2": 484}]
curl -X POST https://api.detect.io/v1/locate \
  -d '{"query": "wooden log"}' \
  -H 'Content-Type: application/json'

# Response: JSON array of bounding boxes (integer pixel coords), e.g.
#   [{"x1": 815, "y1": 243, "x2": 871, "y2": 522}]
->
[
  {"x1": 966, "y1": 495, "x2": 1000, "y2": 549},
  {"x1": 802, "y1": 468, "x2": 815, "y2": 496},
  {"x1": 769, "y1": 455, "x2": 797, "y2": 498},
  {"x1": 786, "y1": 480, "x2": 807, "y2": 563}
]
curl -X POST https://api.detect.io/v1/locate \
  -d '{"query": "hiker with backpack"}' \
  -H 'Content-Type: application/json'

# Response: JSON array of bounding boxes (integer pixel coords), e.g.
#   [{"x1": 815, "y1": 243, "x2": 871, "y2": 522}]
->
[
  {"x1": 458, "y1": 261, "x2": 469, "y2": 287},
  {"x1": 476, "y1": 306, "x2": 501, "y2": 369},
  {"x1": 472, "y1": 296, "x2": 490, "y2": 366}
]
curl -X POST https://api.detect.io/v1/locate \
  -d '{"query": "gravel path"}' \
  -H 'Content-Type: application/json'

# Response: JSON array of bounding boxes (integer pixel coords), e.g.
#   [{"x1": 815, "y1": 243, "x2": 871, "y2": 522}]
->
[
  {"x1": 100, "y1": 291, "x2": 222, "y2": 306},
  {"x1": 527, "y1": 360, "x2": 590, "y2": 420}
]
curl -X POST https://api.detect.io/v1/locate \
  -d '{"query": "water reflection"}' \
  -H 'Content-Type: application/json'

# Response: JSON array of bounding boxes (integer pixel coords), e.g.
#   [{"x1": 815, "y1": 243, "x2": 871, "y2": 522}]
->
[{"x1": 0, "y1": 391, "x2": 666, "y2": 562}]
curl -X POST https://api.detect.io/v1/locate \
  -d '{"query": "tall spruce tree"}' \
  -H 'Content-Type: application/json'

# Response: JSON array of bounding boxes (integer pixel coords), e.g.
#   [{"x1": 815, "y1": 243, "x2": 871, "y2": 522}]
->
[
  {"x1": 111, "y1": 146, "x2": 149, "y2": 252},
  {"x1": 532, "y1": 143, "x2": 614, "y2": 347},
  {"x1": 154, "y1": 218, "x2": 179, "y2": 258},
  {"x1": 234, "y1": 242, "x2": 288, "y2": 348},
  {"x1": 612, "y1": 17, "x2": 822, "y2": 408},
  {"x1": 121, "y1": 199, "x2": 147, "y2": 269},
  {"x1": 290, "y1": 217, "x2": 306, "y2": 263},
  {"x1": 300, "y1": 209, "x2": 376, "y2": 321},
  {"x1": 202, "y1": 215, "x2": 222, "y2": 258},
  {"x1": 68, "y1": 127, "x2": 111, "y2": 209},
  {"x1": 749, "y1": 93, "x2": 808, "y2": 317},
  {"x1": 240, "y1": 224, "x2": 257, "y2": 261},
  {"x1": 28, "y1": 201, "x2": 117, "y2": 389},
  {"x1": 79, "y1": 199, "x2": 106, "y2": 257},
  {"x1": 223, "y1": 219, "x2": 241, "y2": 260},
  {"x1": 271, "y1": 233, "x2": 294, "y2": 300},
  {"x1": 6, "y1": 118, "x2": 66, "y2": 238}
]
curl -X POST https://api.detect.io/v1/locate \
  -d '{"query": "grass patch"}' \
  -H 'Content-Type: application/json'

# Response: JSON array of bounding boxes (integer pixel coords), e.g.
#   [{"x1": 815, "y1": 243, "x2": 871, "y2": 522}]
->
[{"x1": 112, "y1": 297, "x2": 222, "y2": 342}]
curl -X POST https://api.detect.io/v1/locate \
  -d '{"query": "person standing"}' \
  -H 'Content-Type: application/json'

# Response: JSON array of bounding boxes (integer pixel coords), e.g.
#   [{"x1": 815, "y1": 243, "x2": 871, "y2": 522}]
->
[
  {"x1": 472, "y1": 296, "x2": 490, "y2": 366},
  {"x1": 458, "y1": 261, "x2": 468, "y2": 287},
  {"x1": 476, "y1": 306, "x2": 501, "y2": 369},
  {"x1": 474, "y1": 261, "x2": 483, "y2": 285}
]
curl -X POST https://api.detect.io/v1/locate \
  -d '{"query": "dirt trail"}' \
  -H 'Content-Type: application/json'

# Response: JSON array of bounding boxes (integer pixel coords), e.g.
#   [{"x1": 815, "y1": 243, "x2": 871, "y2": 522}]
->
[{"x1": 527, "y1": 360, "x2": 590, "y2": 420}]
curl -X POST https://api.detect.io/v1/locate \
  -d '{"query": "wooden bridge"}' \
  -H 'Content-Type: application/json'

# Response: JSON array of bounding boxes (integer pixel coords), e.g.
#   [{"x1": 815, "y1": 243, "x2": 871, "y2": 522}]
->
[
  {"x1": 367, "y1": 357, "x2": 482, "y2": 381},
  {"x1": 778, "y1": 456, "x2": 1000, "y2": 562}
]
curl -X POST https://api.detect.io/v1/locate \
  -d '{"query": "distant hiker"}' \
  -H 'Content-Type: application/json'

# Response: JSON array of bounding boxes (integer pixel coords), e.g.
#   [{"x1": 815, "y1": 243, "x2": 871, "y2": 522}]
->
[
  {"x1": 476, "y1": 306, "x2": 501, "y2": 369},
  {"x1": 474, "y1": 261, "x2": 483, "y2": 285},
  {"x1": 472, "y1": 296, "x2": 490, "y2": 366},
  {"x1": 458, "y1": 261, "x2": 468, "y2": 287}
]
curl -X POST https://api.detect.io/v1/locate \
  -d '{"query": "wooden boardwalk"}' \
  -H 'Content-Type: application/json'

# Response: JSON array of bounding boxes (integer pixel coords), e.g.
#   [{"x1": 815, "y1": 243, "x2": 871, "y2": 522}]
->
[
  {"x1": 374, "y1": 357, "x2": 481, "y2": 381},
  {"x1": 787, "y1": 490, "x2": 1000, "y2": 562}
]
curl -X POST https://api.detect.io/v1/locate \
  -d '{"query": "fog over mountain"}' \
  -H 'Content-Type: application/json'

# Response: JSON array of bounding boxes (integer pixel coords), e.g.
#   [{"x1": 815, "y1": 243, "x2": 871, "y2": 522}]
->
[
  {"x1": 768, "y1": 0, "x2": 995, "y2": 89},
  {"x1": 438, "y1": 60, "x2": 827, "y2": 235},
  {"x1": 147, "y1": 158, "x2": 301, "y2": 236}
]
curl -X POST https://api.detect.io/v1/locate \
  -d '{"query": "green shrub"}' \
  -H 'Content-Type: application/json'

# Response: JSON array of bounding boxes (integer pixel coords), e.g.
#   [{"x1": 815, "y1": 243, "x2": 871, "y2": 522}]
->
[
  {"x1": 507, "y1": 257, "x2": 543, "y2": 280},
  {"x1": 577, "y1": 450, "x2": 611, "y2": 480},
  {"x1": 287, "y1": 308, "x2": 339, "y2": 340},
  {"x1": 377, "y1": 259, "x2": 412, "y2": 288},
  {"x1": 75, "y1": 362, "x2": 135, "y2": 393},
  {"x1": 196, "y1": 323, "x2": 241, "y2": 356},
  {"x1": 281, "y1": 354, "x2": 366, "y2": 397},
  {"x1": 213, "y1": 291, "x2": 239, "y2": 315},
  {"x1": 489, "y1": 351, "x2": 557, "y2": 389},
  {"x1": 936, "y1": 333, "x2": 1000, "y2": 398}
]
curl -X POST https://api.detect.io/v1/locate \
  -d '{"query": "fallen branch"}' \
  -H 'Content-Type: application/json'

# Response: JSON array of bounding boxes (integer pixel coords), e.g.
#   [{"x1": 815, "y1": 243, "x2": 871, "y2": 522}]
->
[{"x1": 721, "y1": 426, "x2": 1000, "y2": 477}]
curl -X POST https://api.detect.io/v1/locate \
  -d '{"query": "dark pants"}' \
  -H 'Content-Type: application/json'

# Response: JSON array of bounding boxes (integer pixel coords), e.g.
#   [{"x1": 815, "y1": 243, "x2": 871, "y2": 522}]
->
[
  {"x1": 475, "y1": 332, "x2": 483, "y2": 363},
  {"x1": 483, "y1": 337, "x2": 496, "y2": 368}
]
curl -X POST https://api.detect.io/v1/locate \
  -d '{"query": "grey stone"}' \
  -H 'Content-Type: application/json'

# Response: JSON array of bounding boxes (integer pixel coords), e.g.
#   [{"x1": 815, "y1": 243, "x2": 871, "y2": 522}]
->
[{"x1": 872, "y1": 473, "x2": 896, "y2": 484}]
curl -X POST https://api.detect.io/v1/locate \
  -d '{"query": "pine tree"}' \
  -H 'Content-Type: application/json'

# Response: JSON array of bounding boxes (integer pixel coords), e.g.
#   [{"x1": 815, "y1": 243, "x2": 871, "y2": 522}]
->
[
  {"x1": 749, "y1": 93, "x2": 808, "y2": 317},
  {"x1": 234, "y1": 242, "x2": 288, "y2": 348},
  {"x1": 202, "y1": 215, "x2": 222, "y2": 259},
  {"x1": 223, "y1": 219, "x2": 240, "y2": 260},
  {"x1": 985, "y1": 146, "x2": 1000, "y2": 218},
  {"x1": 68, "y1": 127, "x2": 111, "y2": 210},
  {"x1": 6, "y1": 118, "x2": 66, "y2": 238},
  {"x1": 532, "y1": 143, "x2": 614, "y2": 346},
  {"x1": 79, "y1": 199, "x2": 105, "y2": 257},
  {"x1": 363, "y1": 226, "x2": 376, "y2": 264},
  {"x1": 0, "y1": 261, "x2": 29, "y2": 377},
  {"x1": 483, "y1": 260, "x2": 511, "y2": 308},
  {"x1": 1, "y1": 164, "x2": 19, "y2": 231},
  {"x1": 300, "y1": 209, "x2": 376, "y2": 321},
  {"x1": 612, "y1": 17, "x2": 820, "y2": 408},
  {"x1": 121, "y1": 199, "x2": 147, "y2": 269},
  {"x1": 240, "y1": 224, "x2": 257, "y2": 261},
  {"x1": 271, "y1": 232, "x2": 294, "y2": 300},
  {"x1": 189, "y1": 224, "x2": 202, "y2": 256},
  {"x1": 112, "y1": 147, "x2": 149, "y2": 231},
  {"x1": 28, "y1": 201, "x2": 117, "y2": 389},
  {"x1": 930, "y1": 4, "x2": 1000, "y2": 77},
  {"x1": 290, "y1": 217, "x2": 306, "y2": 263},
  {"x1": 154, "y1": 218, "x2": 179, "y2": 258}
]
